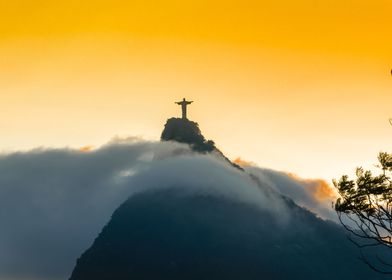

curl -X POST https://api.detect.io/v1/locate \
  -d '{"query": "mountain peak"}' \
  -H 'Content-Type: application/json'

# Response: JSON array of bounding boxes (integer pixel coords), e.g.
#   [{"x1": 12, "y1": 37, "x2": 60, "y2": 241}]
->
[{"x1": 161, "y1": 118, "x2": 215, "y2": 152}]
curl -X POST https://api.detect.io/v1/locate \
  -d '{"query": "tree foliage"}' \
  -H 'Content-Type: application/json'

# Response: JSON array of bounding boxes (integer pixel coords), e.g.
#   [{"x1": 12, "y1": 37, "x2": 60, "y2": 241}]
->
[{"x1": 334, "y1": 152, "x2": 392, "y2": 273}]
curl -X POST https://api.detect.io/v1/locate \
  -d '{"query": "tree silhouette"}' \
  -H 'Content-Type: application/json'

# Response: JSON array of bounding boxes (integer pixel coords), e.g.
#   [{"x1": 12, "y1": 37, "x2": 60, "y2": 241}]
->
[{"x1": 334, "y1": 152, "x2": 392, "y2": 273}]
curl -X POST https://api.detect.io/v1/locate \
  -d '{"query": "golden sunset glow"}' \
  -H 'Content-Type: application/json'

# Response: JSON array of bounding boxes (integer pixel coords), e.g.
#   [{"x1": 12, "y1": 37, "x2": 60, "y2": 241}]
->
[{"x1": 1, "y1": 0, "x2": 392, "y2": 180}]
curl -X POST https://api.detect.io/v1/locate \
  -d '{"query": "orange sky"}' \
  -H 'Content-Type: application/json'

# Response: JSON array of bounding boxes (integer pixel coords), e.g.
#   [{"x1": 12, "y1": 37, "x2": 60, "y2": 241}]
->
[{"x1": 0, "y1": 0, "x2": 392, "y2": 180}]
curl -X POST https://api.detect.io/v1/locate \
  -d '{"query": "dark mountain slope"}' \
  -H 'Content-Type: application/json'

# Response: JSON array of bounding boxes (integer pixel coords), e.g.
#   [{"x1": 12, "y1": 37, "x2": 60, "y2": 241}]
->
[{"x1": 69, "y1": 189, "x2": 386, "y2": 280}]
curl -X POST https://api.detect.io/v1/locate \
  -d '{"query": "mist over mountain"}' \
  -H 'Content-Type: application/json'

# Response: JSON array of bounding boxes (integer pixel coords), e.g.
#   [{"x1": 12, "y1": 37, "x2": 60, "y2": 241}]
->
[
  {"x1": 0, "y1": 118, "x2": 389, "y2": 280},
  {"x1": 68, "y1": 118, "x2": 389, "y2": 280}
]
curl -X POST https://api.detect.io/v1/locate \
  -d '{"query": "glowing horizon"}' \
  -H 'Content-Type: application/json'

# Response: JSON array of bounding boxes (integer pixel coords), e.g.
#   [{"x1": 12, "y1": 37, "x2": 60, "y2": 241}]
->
[{"x1": 1, "y1": 0, "x2": 392, "y2": 180}]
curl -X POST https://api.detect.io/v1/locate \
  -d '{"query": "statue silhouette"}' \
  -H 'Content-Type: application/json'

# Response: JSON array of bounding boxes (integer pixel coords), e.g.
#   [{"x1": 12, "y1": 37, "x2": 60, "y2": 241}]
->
[{"x1": 175, "y1": 98, "x2": 193, "y2": 119}]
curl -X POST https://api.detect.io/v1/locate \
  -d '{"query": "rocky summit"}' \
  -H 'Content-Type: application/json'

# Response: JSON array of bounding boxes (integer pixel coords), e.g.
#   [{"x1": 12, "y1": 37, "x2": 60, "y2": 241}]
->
[{"x1": 161, "y1": 117, "x2": 216, "y2": 152}]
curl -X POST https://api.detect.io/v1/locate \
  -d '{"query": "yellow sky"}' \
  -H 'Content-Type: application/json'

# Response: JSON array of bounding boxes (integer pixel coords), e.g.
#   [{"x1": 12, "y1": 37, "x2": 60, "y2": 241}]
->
[{"x1": 0, "y1": 0, "x2": 392, "y2": 180}]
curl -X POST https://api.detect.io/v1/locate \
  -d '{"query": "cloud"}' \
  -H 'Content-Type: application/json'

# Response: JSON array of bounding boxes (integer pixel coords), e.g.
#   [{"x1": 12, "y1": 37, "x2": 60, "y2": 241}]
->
[
  {"x1": 241, "y1": 166, "x2": 338, "y2": 221},
  {"x1": 79, "y1": 145, "x2": 94, "y2": 152},
  {"x1": 233, "y1": 157, "x2": 256, "y2": 167},
  {"x1": 0, "y1": 138, "x2": 342, "y2": 279},
  {"x1": 0, "y1": 138, "x2": 163, "y2": 279},
  {"x1": 290, "y1": 174, "x2": 338, "y2": 203},
  {"x1": 234, "y1": 158, "x2": 337, "y2": 220}
]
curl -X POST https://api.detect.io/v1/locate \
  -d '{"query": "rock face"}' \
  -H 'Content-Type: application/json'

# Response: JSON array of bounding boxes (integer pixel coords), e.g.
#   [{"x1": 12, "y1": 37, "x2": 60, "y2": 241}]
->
[{"x1": 161, "y1": 118, "x2": 215, "y2": 152}]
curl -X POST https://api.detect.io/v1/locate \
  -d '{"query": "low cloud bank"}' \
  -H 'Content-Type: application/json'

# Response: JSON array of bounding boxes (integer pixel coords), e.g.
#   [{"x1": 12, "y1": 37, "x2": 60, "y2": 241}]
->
[
  {"x1": 0, "y1": 138, "x2": 347, "y2": 279},
  {"x1": 244, "y1": 166, "x2": 337, "y2": 221}
]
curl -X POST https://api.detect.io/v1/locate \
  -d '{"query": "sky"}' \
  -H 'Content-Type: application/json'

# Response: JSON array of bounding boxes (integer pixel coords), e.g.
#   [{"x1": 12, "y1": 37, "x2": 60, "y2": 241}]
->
[{"x1": 1, "y1": 0, "x2": 392, "y2": 180}]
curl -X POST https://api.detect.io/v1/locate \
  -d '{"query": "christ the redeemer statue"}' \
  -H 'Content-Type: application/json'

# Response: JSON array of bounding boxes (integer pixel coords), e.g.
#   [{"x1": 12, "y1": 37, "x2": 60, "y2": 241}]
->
[{"x1": 175, "y1": 98, "x2": 193, "y2": 119}]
